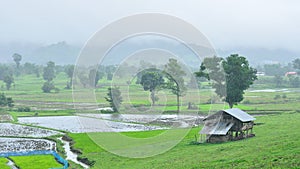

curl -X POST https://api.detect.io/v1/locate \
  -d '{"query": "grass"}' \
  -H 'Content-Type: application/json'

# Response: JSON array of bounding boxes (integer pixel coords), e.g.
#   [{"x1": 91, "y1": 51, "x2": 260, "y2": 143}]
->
[
  {"x1": 0, "y1": 158, "x2": 10, "y2": 169},
  {"x1": 1, "y1": 74, "x2": 300, "y2": 114},
  {"x1": 10, "y1": 155, "x2": 63, "y2": 169},
  {"x1": 69, "y1": 113, "x2": 300, "y2": 169}
]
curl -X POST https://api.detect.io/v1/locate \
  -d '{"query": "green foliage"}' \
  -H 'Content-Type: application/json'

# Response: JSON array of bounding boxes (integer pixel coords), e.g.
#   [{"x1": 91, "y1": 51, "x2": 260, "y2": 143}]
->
[
  {"x1": 42, "y1": 61, "x2": 56, "y2": 93},
  {"x1": 274, "y1": 94, "x2": 281, "y2": 100},
  {"x1": 43, "y1": 61, "x2": 56, "y2": 82},
  {"x1": 274, "y1": 75, "x2": 284, "y2": 87},
  {"x1": 105, "y1": 87, "x2": 122, "y2": 112},
  {"x1": 139, "y1": 68, "x2": 164, "y2": 105},
  {"x1": 293, "y1": 58, "x2": 300, "y2": 73},
  {"x1": 17, "y1": 106, "x2": 31, "y2": 112},
  {"x1": 195, "y1": 55, "x2": 257, "y2": 108},
  {"x1": 263, "y1": 64, "x2": 287, "y2": 76},
  {"x1": 195, "y1": 56, "x2": 226, "y2": 98},
  {"x1": 89, "y1": 68, "x2": 104, "y2": 87},
  {"x1": 0, "y1": 93, "x2": 14, "y2": 108},
  {"x1": 288, "y1": 76, "x2": 300, "y2": 88},
  {"x1": 12, "y1": 53, "x2": 22, "y2": 69},
  {"x1": 3, "y1": 73, "x2": 14, "y2": 90},
  {"x1": 105, "y1": 65, "x2": 116, "y2": 81},
  {"x1": 42, "y1": 81, "x2": 55, "y2": 93},
  {"x1": 42, "y1": 81, "x2": 56, "y2": 93},
  {"x1": 64, "y1": 64, "x2": 74, "y2": 89},
  {"x1": 164, "y1": 58, "x2": 186, "y2": 113},
  {"x1": 223, "y1": 54, "x2": 257, "y2": 108}
]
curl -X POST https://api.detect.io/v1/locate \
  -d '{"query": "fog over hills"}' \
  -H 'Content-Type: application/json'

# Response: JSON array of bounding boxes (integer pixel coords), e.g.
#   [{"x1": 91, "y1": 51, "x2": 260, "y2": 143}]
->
[{"x1": 0, "y1": 41, "x2": 298, "y2": 67}]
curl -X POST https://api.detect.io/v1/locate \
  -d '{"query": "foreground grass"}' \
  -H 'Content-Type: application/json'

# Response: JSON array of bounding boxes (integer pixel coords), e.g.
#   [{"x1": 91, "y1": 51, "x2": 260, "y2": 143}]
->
[
  {"x1": 0, "y1": 158, "x2": 10, "y2": 169},
  {"x1": 10, "y1": 155, "x2": 63, "y2": 169},
  {"x1": 70, "y1": 113, "x2": 300, "y2": 169}
]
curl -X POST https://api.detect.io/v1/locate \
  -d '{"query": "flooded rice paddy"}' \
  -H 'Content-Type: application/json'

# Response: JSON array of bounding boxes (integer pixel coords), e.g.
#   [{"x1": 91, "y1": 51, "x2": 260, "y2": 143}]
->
[
  {"x1": 0, "y1": 138, "x2": 55, "y2": 153},
  {"x1": 0, "y1": 123, "x2": 61, "y2": 137},
  {"x1": 18, "y1": 116, "x2": 167, "y2": 133}
]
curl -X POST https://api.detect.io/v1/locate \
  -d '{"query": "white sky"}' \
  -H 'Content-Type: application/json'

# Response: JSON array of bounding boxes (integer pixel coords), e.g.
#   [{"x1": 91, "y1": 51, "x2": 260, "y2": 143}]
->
[{"x1": 1, "y1": 0, "x2": 300, "y2": 51}]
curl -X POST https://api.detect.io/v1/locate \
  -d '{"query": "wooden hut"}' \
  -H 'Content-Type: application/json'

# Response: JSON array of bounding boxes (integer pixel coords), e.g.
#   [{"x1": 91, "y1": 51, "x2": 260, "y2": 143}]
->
[{"x1": 199, "y1": 108, "x2": 255, "y2": 143}]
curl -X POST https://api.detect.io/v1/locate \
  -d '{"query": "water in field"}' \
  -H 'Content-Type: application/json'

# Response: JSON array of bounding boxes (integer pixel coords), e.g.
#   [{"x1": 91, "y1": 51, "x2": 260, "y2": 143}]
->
[
  {"x1": 0, "y1": 138, "x2": 55, "y2": 153},
  {"x1": 18, "y1": 116, "x2": 166, "y2": 133},
  {"x1": 0, "y1": 123, "x2": 61, "y2": 137},
  {"x1": 58, "y1": 137, "x2": 89, "y2": 168},
  {"x1": 249, "y1": 88, "x2": 290, "y2": 92}
]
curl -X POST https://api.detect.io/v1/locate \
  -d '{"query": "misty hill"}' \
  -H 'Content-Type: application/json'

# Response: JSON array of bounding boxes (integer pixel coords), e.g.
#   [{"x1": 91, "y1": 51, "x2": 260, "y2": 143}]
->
[{"x1": 0, "y1": 41, "x2": 298, "y2": 66}]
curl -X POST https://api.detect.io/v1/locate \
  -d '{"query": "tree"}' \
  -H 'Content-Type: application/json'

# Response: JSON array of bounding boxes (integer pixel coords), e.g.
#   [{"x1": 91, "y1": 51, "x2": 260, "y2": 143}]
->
[
  {"x1": 89, "y1": 68, "x2": 104, "y2": 87},
  {"x1": 12, "y1": 53, "x2": 22, "y2": 69},
  {"x1": 3, "y1": 74, "x2": 14, "y2": 90},
  {"x1": 64, "y1": 65, "x2": 75, "y2": 89},
  {"x1": 222, "y1": 54, "x2": 257, "y2": 108},
  {"x1": 195, "y1": 56, "x2": 226, "y2": 99},
  {"x1": 0, "y1": 93, "x2": 14, "y2": 108},
  {"x1": 43, "y1": 61, "x2": 56, "y2": 82},
  {"x1": 139, "y1": 68, "x2": 164, "y2": 105},
  {"x1": 164, "y1": 58, "x2": 186, "y2": 113},
  {"x1": 105, "y1": 87, "x2": 122, "y2": 113},
  {"x1": 288, "y1": 76, "x2": 300, "y2": 88},
  {"x1": 42, "y1": 81, "x2": 55, "y2": 93},
  {"x1": 274, "y1": 75, "x2": 283, "y2": 88},
  {"x1": 105, "y1": 65, "x2": 116, "y2": 81},
  {"x1": 42, "y1": 61, "x2": 56, "y2": 93},
  {"x1": 293, "y1": 58, "x2": 300, "y2": 73},
  {"x1": 77, "y1": 71, "x2": 89, "y2": 88},
  {"x1": 12, "y1": 53, "x2": 22, "y2": 76}
]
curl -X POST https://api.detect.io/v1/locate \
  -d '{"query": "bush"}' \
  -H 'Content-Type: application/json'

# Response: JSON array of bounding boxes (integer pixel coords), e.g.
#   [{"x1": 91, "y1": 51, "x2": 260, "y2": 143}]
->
[
  {"x1": 282, "y1": 94, "x2": 287, "y2": 99},
  {"x1": 42, "y1": 81, "x2": 55, "y2": 93},
  {"x1": 17, "y1": 106, "x2": 31, "y2": 112},
  {"x1": 243, "y1": 100, "x2": 251, "y2": 104},
  {"x1": 274, "y1": 95, "x2": 281, "y2": 100},
  {"x1": 100, "y1": 109, "x2": 115, "y2": 114}
]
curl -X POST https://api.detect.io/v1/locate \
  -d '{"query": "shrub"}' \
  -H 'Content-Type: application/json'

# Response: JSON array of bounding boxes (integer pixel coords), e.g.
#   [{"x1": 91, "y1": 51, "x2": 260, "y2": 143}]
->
[
  {"x1": 274, "y1": 94, "x2": 281, "y2": 100},
  {"x1": 17, "y1": 106, "x2": 31, "y2": 112}
]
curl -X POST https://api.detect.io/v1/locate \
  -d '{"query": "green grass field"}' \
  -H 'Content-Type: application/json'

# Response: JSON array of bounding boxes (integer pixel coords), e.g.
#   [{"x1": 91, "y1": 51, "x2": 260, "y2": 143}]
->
[
  {"x1": 1, "y1": 73, "x2": 300, "y2": 169},
  {"x1": 0, "y1": 158, "x2": 10, "y2": 169},
  {"x1": 1, "y1": 74, "x2": 299, "y2": 116},
  {"x1": 69, "y1": 113, "x2": 300, "y2": 169},
  {"x1": 10, "y1": 155, "x2": 63, "y2": 169}
]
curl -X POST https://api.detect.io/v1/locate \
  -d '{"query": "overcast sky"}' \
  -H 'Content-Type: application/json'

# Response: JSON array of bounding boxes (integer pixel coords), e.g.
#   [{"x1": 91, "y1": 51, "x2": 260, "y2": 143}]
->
[{"x1": 1, "y1": 0, "x2": 300, "y2": 52}]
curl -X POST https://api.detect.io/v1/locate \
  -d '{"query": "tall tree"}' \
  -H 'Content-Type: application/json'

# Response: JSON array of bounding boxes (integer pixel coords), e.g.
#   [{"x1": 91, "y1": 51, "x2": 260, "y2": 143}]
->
[
  {"x1": 43, "y1": 61, "x2": 56, "y2": 82},
  {"x1": 89, "y1": 68, "x2": 104, "y2": 87},
  {"x1": 293, "y1": 58, "x2": 300, "y2": 74},
  {"x1": 139, "y1": 68, "x2": 164, "y2": 105},
  {"x1": 196, "y1": 54, "x2": 257, "y2": 108},
  {"x1": 64, "y1": 65, "x2": 75, "y2": 89},
  {"x1": 105, "y1": 87, "x2": 122, "y2": 113},
  {"x1": 12, "y1": 53, "x2": 22, "y2": 76},
  {"x1": 195, "y1": 56, "x2": 226, "y2": 99},
  {"x1": 164, "y1": 58, "x2": 186, "y2": 113},
  {"x1": 12, "y1": 53, "x2": 22, "y2": 68},
  {"x1": 3, "y1": 73, "x2": 14, "y2": 90},
  {"x1": 222, "y1": 54, "x2": 257, "y2": 108},
  {"x1": 42, "y1": 61, "x2": 56, "y2": 93}
]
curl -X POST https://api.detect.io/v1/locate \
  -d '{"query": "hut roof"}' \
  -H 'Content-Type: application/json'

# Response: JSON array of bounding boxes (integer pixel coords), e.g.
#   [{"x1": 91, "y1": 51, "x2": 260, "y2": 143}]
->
[
  {"x1": 200, "y1": 108, "x2": 255, "y2": 135},
  {"x1": 223, "y1": 108, "x2": 255, "y2": 122},
  {"x1": 200, "y1": 121, "x2": 234, "y2": 135}
]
